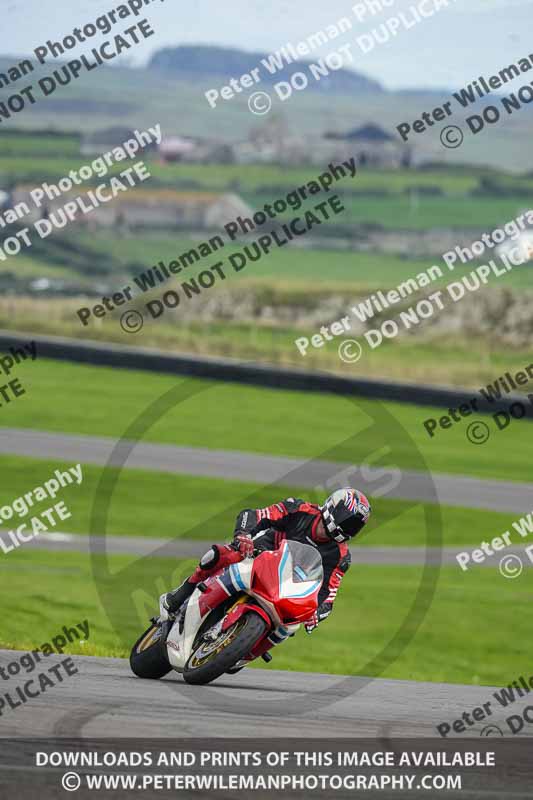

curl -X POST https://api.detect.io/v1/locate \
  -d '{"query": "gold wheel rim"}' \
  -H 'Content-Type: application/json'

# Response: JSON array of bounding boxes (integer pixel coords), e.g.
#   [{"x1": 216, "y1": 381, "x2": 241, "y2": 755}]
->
[
  {"x1": 137, "y1": 626, "x2": 161, "y2": 654},
  {"x1": 189, "y1": 618, "x2": 246, "y2": 668}
]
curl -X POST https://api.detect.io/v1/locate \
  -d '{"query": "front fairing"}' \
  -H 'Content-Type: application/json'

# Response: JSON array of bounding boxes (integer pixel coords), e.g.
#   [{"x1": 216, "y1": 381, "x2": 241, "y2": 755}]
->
[{"x1": 250, "y1": 541, "x2": 323, "y2": 623}]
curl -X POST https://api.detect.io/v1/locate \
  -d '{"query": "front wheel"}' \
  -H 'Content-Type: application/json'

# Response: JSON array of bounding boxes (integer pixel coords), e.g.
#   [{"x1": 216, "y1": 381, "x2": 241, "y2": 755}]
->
[
  {"x1": 130, "y1": 623, "x2": 171, "y2": 679},
  {"x1": 183, "y1": 612, "x2": 267, "y2": 685}
]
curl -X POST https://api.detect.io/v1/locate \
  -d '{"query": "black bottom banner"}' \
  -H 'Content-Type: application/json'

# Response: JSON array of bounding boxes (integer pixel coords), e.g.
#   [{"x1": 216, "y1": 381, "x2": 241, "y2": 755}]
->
[{"x1": 0, "y1": 738, "x2": 531, "y2": 799}]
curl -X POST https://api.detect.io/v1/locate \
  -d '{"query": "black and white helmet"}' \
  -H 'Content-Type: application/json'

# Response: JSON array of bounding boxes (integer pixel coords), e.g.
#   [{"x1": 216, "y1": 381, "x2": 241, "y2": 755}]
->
[{"x1": 320, "y1": 488, "x2": 371, "y2": 543}]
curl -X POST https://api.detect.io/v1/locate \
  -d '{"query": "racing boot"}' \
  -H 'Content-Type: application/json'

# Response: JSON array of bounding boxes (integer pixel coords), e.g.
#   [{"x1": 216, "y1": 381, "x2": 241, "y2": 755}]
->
[{"x1": 159, "y1": 580, "x2": 196, "y2": 621}]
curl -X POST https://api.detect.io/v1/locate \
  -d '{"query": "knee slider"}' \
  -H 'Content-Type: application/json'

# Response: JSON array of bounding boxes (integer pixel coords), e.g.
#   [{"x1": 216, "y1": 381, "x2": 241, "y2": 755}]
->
[{"x1": 199, "y1": 545, "x2": 220, "y2": 570}]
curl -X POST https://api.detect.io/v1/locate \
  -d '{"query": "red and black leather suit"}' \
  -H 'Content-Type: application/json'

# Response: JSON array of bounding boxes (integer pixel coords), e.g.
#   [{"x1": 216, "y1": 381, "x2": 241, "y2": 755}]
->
[{"x1": 185, "y1": 497, "x2": 351, "y2": 625}]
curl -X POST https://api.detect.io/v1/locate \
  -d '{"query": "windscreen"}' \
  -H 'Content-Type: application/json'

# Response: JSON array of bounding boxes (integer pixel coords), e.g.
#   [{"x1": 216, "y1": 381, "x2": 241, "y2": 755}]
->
[{"x1": 286, "y1": 541, "x2": 323, "y2": 583}]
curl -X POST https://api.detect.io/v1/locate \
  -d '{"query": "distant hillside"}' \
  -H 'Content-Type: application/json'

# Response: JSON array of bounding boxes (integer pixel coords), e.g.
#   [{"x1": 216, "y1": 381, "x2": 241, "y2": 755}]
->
[
  {"x1": 148, "y1": 44, "x2": 384, "y2": 95},
  {"x1": 0, "y1": 53, "x2": 530, "y2": 171}
]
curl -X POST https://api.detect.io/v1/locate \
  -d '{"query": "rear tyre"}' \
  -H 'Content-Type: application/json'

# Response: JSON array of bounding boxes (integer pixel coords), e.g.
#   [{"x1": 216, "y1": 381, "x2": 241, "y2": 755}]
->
[
  {"x1": 183, "y1": 612, "x2": 267, "y2": 685},
  {"x1": 130, "y1": 624, "x2": 171, "y2": 679}
]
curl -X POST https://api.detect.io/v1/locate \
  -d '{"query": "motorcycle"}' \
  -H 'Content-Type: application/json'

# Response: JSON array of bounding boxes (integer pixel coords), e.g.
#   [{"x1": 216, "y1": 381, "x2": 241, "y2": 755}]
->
[{"x1": 130, "y1": 540, "x2": 323, "y2": 685}]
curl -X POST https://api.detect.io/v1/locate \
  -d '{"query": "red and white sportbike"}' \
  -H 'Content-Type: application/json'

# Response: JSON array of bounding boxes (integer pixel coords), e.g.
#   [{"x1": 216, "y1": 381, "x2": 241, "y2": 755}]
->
[{"x1": 130, "y1": 540, "x2": 323, "y2": 685}]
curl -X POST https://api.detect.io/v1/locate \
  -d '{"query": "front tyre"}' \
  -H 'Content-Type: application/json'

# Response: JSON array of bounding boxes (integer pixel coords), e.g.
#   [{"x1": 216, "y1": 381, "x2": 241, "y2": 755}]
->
[
  {"x1": 183, "y1": 612, "x2": 267, "y2": 685},
  {"x1": 130, "y1": 624, "x2": 171, "y2": 679}
]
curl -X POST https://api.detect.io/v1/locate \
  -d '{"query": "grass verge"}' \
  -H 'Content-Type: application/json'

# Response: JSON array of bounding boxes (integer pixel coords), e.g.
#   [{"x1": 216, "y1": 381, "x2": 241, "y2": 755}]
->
[
  {"x1": 4, "y1": 358, "x2": 531, "y2": 483},
  {"x1": 0, "y1": 454, "x2": 525, "y2": 548},
  {"x1": 1, "y1": 548, "x2": 530, "y2": 687},
  {"x1": 2, "y1": 295, "x2": 533, "y2": 389}
]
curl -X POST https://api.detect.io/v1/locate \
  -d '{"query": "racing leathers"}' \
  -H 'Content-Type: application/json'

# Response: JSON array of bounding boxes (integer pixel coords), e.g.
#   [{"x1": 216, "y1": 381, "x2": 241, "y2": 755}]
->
[{"x1": 162, "y1": 497, "x2": 351, "y2": 659}]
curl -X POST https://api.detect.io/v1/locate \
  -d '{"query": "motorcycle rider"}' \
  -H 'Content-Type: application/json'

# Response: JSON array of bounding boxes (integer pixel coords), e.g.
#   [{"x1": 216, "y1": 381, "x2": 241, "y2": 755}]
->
[{"x1": 159, "y1": 488, "x2": 371, "y2": 656}]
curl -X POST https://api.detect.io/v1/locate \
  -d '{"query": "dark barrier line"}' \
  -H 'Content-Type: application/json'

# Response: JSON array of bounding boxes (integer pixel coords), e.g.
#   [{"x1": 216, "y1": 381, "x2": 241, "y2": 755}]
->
[{"x1": 2, "y1": 329, "x2": 532, "y2": 418}]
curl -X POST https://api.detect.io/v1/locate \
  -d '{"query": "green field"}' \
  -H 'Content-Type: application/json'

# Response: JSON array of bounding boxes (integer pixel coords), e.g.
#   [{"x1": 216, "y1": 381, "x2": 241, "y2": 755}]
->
[
  {"x1": 0, "y1": 255, "x2": 82, "y2": 281},
  {"x1": 0, "y1": 133, "x2": 81, "y2": 158},
  {"x1": 1, "y1": 132, "x2": 533, "y2": 194},
  {"x1": 245, "y1": 191, "x2": 533, "y2": 231},
  {"x1": 6, "y1": 357, "x2": 531, "y2": 483},
  {"x1": 76, "y1": 231, "x2": 439, "y2": 285},
  {"x1": 74, "y1": 229, "x2": 533, "y2": 288},
  {"x1": 0, "y1": 454, "x2": 522, "y2": 547},
  {"x1": 1, "y1": 144, "x2": 532, "y2": 234},
  {"x1": 1, "y1": 548, "x2": 530, "y2": 686},
  {"x1": 0, "y1": 358, "x2": 528, "y2": 684}
]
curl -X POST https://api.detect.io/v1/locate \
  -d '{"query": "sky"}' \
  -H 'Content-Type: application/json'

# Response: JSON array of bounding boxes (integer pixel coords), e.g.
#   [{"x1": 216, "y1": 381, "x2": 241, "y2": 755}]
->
[{"x1": 2, "y1": 0, "x2": 533, "y2": 90}]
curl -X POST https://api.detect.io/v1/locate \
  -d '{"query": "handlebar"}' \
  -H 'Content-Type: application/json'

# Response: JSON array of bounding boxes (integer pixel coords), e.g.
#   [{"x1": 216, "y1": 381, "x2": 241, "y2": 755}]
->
[{"x1": 230, "y1": 539, "x2": 265, "y2": 558}]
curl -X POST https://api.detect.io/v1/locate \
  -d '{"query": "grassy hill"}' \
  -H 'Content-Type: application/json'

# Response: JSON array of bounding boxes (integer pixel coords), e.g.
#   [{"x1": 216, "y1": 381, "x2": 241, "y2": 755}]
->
[
  {"x1": 1, "y1": 54, "x2": 532, "y2": 171},
  {"x1": 149, "y1": 44, "x2": 384, "y2": 93}
]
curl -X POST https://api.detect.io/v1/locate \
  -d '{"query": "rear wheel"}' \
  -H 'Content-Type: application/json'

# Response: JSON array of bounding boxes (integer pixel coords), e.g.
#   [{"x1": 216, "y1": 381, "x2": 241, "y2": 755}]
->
[
  {"x1": 183, "y1": 612, "x2": 267, "y2": 685},
  {"x1": 130, "y1": 623, "x2": 171, "y2": 679}
]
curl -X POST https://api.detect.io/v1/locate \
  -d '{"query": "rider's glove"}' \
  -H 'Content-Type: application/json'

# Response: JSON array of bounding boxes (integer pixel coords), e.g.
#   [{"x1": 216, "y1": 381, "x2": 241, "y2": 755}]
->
[
  {"x1": 304, "y1": 602, "x2": 332, "y2": 634},
  {"x1": 234, "y1": 533, "x2": 254, "y2": 558}
]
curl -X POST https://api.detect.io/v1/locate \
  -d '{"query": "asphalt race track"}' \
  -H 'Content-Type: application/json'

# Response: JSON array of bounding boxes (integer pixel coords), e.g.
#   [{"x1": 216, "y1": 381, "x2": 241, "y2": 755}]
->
[
  {"x1": 0, "y1": 650, "x2": 528, "y2": 739},
  {"x1": 2, "y1": 427, "x2": 531, "y2": 744},
  {"x1": 1, "y1": 427, "x2": 531, "y2": 513}
]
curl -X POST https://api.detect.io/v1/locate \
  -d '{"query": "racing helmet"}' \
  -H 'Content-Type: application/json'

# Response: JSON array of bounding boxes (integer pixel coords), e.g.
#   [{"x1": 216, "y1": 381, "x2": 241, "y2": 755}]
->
[{"x1": 320, "y1": 488, "x2": 371, "y2": 542}]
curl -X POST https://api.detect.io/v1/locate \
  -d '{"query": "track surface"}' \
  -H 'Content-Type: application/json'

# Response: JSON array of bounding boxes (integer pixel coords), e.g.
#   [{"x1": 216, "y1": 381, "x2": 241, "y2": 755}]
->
[
  {"x1": 21, "y1": 531, "x2": 533, "y2": 569},
  {"x1": 1, "y1": 427, "x2": 531, "y2": 513},
  {"x1": 0, "y1": 650, "x2": 527, "y2": 739}
]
